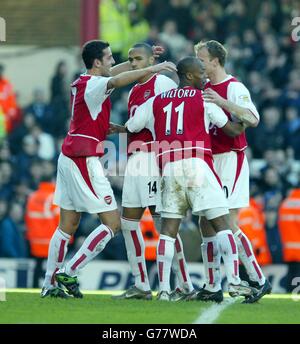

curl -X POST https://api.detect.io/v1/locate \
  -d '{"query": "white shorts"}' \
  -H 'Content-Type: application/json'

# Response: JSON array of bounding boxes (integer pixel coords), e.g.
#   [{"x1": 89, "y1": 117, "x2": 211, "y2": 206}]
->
[
  {"x1": 213, "y1": 151, "x2": 249, "y2": 209},
  {"x1": 158, "y1": 158, "x2": 229, "y2": 219},
  {"x1": 53, "y1": 153, "x2": 117, "y2": 213},
  {"x1": 122, "y1": 151, "x2": 160, "y2": 208}
]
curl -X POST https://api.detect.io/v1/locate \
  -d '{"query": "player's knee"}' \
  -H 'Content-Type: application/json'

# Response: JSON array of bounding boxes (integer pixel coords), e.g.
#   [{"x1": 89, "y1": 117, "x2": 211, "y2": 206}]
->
[
  {"x1": 107, "y1": 218, "x2": 121, "y2": 234},
  {"x1": 209, "y1": 215, "x2": 229, "y2": 232},
  {"x1": 59, "y1": 220, "x2": 79, "y2": 235},
  {"x1": 160, "y1": 225, "x2": 177, "y2": 238}
]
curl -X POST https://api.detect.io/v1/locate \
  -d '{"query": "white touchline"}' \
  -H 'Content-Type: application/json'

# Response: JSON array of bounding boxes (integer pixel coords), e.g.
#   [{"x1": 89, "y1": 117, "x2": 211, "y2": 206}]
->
[{"x1": 193, "y1": 298, "x2": 238, "y2": 324}]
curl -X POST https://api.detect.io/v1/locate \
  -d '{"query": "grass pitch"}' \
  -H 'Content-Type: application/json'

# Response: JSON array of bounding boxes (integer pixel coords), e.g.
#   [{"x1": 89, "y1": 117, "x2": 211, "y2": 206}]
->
[{"x1": 0, "y1": 289, "x2": 299, "y2": 324}]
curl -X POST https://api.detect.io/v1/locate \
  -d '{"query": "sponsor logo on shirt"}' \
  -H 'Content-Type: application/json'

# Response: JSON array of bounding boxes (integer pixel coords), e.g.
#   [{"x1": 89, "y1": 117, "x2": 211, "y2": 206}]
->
[{"x1": 239, "y1": 95, "x2": 250, "y2": 102}]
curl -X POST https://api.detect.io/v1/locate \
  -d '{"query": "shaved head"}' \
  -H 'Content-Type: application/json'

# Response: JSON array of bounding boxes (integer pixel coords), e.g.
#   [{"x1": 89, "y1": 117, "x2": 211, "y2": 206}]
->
[
  {"x1": 130, "y1": 43, "x2": 153, "y2": 57},
  {"x1": 176, "y1": 56, "x2": 206, "y2": 90},
  {"x1": 177, "y1": 57, "x2": 205, "y2": 77}
]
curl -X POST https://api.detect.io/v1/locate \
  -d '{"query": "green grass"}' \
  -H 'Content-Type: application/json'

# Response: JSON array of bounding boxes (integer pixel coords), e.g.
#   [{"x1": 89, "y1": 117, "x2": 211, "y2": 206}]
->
[
  {"x1": 0, "y1": 290, "x2": 209, "y2": 324},
  {"x1": 217, "y1": 296, "x2": 300, "y2": 324},
  {"x1": 1, "y1": 290, "x2": 299, "y2": 324}
]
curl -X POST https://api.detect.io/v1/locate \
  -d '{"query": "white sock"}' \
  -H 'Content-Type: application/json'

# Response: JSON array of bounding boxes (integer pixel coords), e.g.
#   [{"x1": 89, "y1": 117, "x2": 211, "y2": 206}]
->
[
  {"x1": 234, "y1": 229, "x2": 266, "y2": 286},
  {"x1": 65, "y1": 224, "x2": 113, "y2": 276},
  {"x1": 157, "y1": 234, "x2": 176, "y2": 293},
  {"x1": 201, "y1": 236, "x2": 222, "y2": 292},
  {"x1": 216, "y1": 230, "x2": 240, "y2": 285},
  {"x1": 121, "y1": 218, "x2": 150, "y2": 291},
  {"x1": 172, "y1": 234, "x2": 194, "y2": 292},
  {"x1": 43, "y1": 228, "x2": 71, "y2": 289}
]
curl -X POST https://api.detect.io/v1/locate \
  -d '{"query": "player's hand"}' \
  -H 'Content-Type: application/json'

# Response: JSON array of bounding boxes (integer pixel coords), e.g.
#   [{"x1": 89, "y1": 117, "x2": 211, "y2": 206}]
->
[
  {"x1": 203, "y1": 88, "x2": 225, "y2": 107},
  {"x1": 151, "y1": 61, "x2": 177, "y2": 73},
  {"x1": 152, "y1": 45, "x2": 165, "y2": 58},
  {"x1": 108, "y1": 122, "x2": 126, "y2": 134}
]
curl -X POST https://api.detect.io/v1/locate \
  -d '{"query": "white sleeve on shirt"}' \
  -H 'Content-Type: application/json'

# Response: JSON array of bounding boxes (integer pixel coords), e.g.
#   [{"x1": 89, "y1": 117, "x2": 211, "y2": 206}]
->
[
  {"x1": 84, "y1": 76, "x2": 113, "y2": 120},
  {"x1": 125, "y1": 97, "x2": 155, "y2": 136},
  {"x1": 204, "y1": 101, "x2": 228, "y2": 132},
  {"x1": 227, "y1": 81, "x2": 260, "y2": 121},
  {"x1": 154, "y1": 75, "x2": 178, "y2": 95}
]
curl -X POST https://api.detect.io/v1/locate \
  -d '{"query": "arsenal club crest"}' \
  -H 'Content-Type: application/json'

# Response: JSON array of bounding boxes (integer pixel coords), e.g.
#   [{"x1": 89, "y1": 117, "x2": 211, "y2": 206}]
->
[
  {"x1": 104, "y1": 195, "x2": 112, "y2": 205},
  {"x1": 144, "y1": 90, "x2": 151, "y2": 100}
]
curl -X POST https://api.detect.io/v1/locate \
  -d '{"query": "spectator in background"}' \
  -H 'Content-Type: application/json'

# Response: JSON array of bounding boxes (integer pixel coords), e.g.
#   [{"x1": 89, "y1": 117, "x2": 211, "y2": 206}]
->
[
  {"x1": 238, "y1": 194, "x2": 272, "y2": 266},
  {"x1": 0, "y1": 200, "x2": 28, "y2": 258},
  {"x1": 144, "y1": 23, "x2": 172, "y2": 63},
  {"x1": 30, "y1": 124, "x2": 56, "y2": 161},
  {"x1": 16, "y1": 135, "x2": 39, "y2": 181},
  {"x1": 49, "y1": 61, "x2": 69, "y2": 137},
  {"x1": 253, "y1": 107, "x2": 286, "y2": 157},
  {"x1": 0, "y1": 64, "x2": 20, "y2": 135},
  {"x1": 156, "y1": 0, "x2": 194, "y2": 38},
  {"x1": 26, "y1": 88, "x2": 53, "y2": 133},
  {"x1": 8, "y1": 113, "x2": 36, "y2": 155},
  {"x1": 25, "y1": 167, "x2": 59, "y2": 287},
  {"x1": 159, "y1": 20, "x2": 190, "y2": 61},
  {"x1": 265, "y1": 205, "x2": 283, "y2": 264},
  {"x1": 278, "y1": 186, "x2": 300, "y2": 292},
  {"x1": 0, "y1": 161, "x2": 14, "y2": 200},
  {"x1": 284, "y1": 106, "x2": 300, "y2": 159}
]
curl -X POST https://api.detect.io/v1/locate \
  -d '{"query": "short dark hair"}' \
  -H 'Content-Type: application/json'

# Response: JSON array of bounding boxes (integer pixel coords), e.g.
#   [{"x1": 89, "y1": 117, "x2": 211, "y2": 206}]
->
[
  {"x1": 82, "y1": 40, "x2": 110, "y2": 69},
  {"x1": 177, "y1": 56, "x2": 204, "y2": 77},
  {"x1": 130, "y1": 43, "x2": 153, "y2": 57},
  {"x1": 194, "y1": 40, "x2": 227, "y2": 67}
]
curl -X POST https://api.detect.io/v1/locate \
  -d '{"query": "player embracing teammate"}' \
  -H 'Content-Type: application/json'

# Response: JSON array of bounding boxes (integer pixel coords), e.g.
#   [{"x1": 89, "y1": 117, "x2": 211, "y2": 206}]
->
[{"x1": 194, "y1": 40, "x2": 271, "y2": 303}]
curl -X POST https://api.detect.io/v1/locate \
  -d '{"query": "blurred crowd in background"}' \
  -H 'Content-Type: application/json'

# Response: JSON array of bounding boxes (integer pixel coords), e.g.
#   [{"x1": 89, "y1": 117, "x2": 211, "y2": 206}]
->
[{"x1": 0, "y1": 0, "x2": 300, "y2": 284}]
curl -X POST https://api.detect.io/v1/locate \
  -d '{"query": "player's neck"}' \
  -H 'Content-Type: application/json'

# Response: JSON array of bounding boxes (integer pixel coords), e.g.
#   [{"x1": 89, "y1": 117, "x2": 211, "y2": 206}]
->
[
  {"x1": 86, "y1": 68, "x2": 102, "y2": 76},
  {"x1": 209, "y1": 68, "x2": 228, "y2": 85},
  {"x1": 138, "y1": 73, "x2": 155, "y2": 84}
]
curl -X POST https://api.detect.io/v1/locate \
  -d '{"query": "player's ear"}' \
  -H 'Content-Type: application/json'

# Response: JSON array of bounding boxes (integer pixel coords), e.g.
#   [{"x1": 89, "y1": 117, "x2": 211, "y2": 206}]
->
[
  {"x1": 94, "y1": 58, "x2": 102, "y2": 68},
  {"x1": 212, "y1": 57, "x2": 219, "y2": 67},
  {"x1": 149, "y1": 56, "x2": 155, "y2": 65},
  {"x1": 186, "y1": 72, "x2": 193, "y2": 80}
]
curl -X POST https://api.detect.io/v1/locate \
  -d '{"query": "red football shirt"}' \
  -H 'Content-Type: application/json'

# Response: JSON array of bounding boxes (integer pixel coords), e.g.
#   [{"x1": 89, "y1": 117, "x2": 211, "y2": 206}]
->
[
  {"x1": 126, "y1": 86, "x2": 228, "y2": 169},
  {"x1": 62, "y1": 74, "x2": 113, "y2": 158},
  {"x1": 127, "y1": 74, "x2": 177, "y2": 153}
]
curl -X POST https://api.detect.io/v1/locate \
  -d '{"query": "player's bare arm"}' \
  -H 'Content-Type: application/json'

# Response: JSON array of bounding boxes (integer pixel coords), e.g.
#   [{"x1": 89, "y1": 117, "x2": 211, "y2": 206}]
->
[
  {"x1": 110, "y1": 46, "x2": 165, "y2": 76},
  {"x1": 204, "y1": 88, "x2": 259, "y2": 127},
  {"x1": 108, "y1": 122, "x2": 127, "y2": 134},
  {"x1": 221, "y1": 121, "x2": 247, "y2": 137},
  {"x1": 110, "y1": 61, "x2": 131, "y2": 76},
  {"x1": 107, "y1": 61, "x2": 177, "y2": 90}
]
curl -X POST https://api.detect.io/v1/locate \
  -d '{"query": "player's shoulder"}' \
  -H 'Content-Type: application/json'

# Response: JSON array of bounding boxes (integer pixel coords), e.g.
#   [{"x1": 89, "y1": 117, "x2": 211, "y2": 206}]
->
[
  {"x1": 155, "y1": 73, "x2": 177, "y2": 85},
  {"x1": 228, "y1": 77, "x2": 250, "y2": 93},
  {"x1": 71, "y1": 74, "x2": 89, "y2": 87}
]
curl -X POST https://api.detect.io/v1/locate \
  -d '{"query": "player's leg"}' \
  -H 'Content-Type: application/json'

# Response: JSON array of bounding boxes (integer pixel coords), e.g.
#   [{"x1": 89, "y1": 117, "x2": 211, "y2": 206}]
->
[
  {"x1": 113, "y1": 206, "x2": 152, "y2": 299},
  {"x1": 56, "y1": 209, "x2": 120, "y2": 298},
  {"x1": 188, "y1": 157, "x2": 253, "y2": 301},
  {"x1": 62, "y1": 209, "x2": 120, "y2": 277},
  {"x1": 55, "y1": 156, "x2": 120, "y2": 297},
  {"x1": 208, "y1": 211, "x2": 254, "y2": 298},
  {"x1": 156, "y1": 217, "x2": 180, "y2": 300},
  {"x1": 115, "y1": 152, "x2": 157, "y2": 298},
  {"x1": 41, "y1": 209, "x2": 80, "y2": 298},
  {"x1": 199, "y1": 216, "x2": 222, "y2": 294},
  {"x1": 42, "y1": 154, "x2": 81, "y2": 297},
  {"x1": 223, "y1": 152, "x2": 271, "y2": 300},
  {"x1": 230, "y1": 208, "x2": 272, "y2": 302},
  {"x1": 150, "y1": 208, "x2": 194, "y2": 297}
]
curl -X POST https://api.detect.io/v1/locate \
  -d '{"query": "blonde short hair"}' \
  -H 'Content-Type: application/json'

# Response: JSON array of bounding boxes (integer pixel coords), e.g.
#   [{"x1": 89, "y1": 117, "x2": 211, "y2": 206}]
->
[{"x1": 194, "y1": 40, "x2": 227, "y2": 67}]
